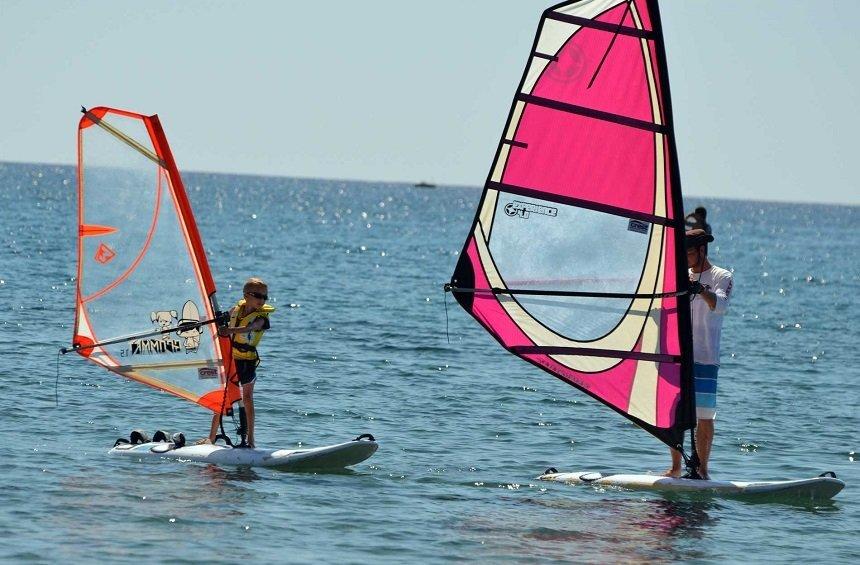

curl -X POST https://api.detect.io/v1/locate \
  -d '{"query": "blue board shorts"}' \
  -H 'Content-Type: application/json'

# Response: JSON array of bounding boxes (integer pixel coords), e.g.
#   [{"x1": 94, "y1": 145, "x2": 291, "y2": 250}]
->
[{"x1": 694, "y1": 363, "x2": 718, "y2": 420}]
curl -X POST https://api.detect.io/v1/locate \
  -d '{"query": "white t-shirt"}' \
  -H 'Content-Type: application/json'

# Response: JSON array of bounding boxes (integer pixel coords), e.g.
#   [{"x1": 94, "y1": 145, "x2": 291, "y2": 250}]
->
[{"x1": 689, "y1": 264, "x2": 733, "y2": 366}]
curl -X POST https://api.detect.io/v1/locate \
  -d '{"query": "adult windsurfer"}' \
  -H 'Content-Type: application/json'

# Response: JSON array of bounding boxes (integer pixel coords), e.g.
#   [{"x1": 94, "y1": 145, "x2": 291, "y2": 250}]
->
[
  {"x1": 665, "y1": 229, "x2": 733, "y2": 480},
  {"x1": 198, "y1": 277, "x2": 274, "y2": 448}
]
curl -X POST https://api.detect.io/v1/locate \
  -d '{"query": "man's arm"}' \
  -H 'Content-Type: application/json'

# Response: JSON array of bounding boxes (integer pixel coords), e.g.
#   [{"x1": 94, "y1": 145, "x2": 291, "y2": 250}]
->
[
  {"x1": 699, "y1": 288, "x2": 718, "y2": 311},
  {"x1": 706, "y1": 273, "x2": 733, "y2": 313}
]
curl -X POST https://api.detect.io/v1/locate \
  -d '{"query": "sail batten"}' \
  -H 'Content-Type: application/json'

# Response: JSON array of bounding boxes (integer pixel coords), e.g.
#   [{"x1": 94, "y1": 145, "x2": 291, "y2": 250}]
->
[
  {"x1": 486, "y1": 181, "x2": 676, "y2": 225},
  {"x1": 82, "y1": 108, "x2": 166, "y2": 167},
  {"x1": 545, "y1": 11, "x2": 656, "y2": 39},
  {"x1": 516, "y1": 93, "x2": 669, "y2": 133},
  {"x1": 511, "y1": 346, "x2": 680, "y2": 363},
  {"x1": 450, "y1": 0, "x2": 693, "y2": 449}
]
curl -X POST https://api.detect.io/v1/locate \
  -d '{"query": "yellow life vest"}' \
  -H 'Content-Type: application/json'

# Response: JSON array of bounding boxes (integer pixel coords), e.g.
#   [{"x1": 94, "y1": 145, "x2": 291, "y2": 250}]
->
[{"x1": 228, "y1": 299, "x2": 275, "y2": 361}]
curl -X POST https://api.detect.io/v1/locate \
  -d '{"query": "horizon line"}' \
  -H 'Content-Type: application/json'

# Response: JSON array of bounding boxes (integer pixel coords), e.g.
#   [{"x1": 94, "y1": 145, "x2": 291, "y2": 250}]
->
[{"x1": 1, "y1": 159, "x2": 857, "y2": 208}]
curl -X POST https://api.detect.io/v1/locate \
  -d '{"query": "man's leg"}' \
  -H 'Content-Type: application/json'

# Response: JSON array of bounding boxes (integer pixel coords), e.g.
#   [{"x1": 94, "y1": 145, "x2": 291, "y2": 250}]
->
[
  {"x1": 696, "y1": 418, "x2": 714, "y2": 479},
  {"x1": 692, "y1": 363, "x2": 718, "y2": 479},
  {"x1": 664, "y1": 448, "x2": 683, "y2": 477}
]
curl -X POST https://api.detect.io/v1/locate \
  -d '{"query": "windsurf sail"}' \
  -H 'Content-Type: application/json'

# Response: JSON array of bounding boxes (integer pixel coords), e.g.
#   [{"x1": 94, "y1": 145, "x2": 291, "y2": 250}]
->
[
  {"x1": 69, "y1": 106, "x2": 239, "y2": 412},
  {"x1": 448, "y1": 0, "x2": 695, "y2": 453}
]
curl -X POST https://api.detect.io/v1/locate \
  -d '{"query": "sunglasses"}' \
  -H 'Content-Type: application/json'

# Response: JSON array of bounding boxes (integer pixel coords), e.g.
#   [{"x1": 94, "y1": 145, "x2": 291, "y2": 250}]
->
[{"x1": 245, "y1": 291, "x2": 268, "y2": 300}]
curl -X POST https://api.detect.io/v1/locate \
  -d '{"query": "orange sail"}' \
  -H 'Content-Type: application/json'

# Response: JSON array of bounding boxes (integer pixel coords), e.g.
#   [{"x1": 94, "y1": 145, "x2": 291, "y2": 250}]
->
[{"x1": 72, "y1": 106, "x2": 239, "y2": 412}]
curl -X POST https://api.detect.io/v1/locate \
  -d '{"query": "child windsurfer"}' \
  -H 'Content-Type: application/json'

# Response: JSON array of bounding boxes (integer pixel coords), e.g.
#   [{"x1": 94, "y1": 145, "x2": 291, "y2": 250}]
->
[{"x1": 198, "y1": 277, "x2": 274, "y2": 448}]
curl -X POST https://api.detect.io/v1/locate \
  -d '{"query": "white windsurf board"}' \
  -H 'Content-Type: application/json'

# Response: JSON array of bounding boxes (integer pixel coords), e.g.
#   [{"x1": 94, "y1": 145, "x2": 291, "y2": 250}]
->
[
  {"x1": 538, "y1": 470, "x2": 844, "y2": 500},
  {"x1": 110, "y1": 437, "x2": 378, "y2": 471}
]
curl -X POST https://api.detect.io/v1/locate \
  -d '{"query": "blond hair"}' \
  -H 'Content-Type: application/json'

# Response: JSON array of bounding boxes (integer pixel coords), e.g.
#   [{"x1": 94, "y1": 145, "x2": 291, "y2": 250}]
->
[{"x1": 243, "y1": 277, "x2": 268, "y2": 294}]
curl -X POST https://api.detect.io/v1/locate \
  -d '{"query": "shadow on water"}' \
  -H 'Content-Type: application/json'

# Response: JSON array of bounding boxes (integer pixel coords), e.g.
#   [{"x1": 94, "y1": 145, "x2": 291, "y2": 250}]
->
[
  {"x1": 270, "y1": 466, "x2": 365, "y2": 477},
  {"x1": 528, "y1": 494, "x2": 719, "y2": 535},
  {"x1": 456, "y1": 485, "x2": 843, "y2": 562},
  {"x1": 196, "y1": 464, "x2": 263, "y2": 483},
  {"x1": 174, "y1": 461, "x2": 368, "y2": 484},
  {"x1": 718, "y1": 492, "x2": 842, "y2": 511},
  {"x1": 458, "y1": 495, "x2": 720, "y2": 562}
]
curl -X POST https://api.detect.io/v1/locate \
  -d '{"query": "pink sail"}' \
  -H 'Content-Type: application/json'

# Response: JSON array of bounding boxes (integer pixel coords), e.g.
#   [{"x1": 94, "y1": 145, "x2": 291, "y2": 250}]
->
[{"x1": 450, "y1": 0, "x2": 694, "y2": 450}]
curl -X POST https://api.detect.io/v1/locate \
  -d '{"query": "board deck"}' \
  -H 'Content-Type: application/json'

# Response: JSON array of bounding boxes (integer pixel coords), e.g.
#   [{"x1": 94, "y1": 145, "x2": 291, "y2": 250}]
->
[
  {"x1": 539, "y1": 470, "x2": 844, "y2": 501},
  {"x1": 110, "y1": 437, "x2": 378, "y2": 471}
]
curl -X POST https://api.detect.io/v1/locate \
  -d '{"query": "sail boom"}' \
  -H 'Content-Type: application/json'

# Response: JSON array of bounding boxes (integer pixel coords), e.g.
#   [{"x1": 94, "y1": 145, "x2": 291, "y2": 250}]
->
[{"x1": 63, "y1": 316, "x2": 223, "y2": 354}]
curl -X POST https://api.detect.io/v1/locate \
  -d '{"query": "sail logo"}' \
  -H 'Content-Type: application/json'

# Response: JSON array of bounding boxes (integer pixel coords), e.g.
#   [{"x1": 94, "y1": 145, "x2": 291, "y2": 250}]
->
[
  {"x1": 627, "y1": 219, "x2": 650, "y2": 234},
  {"x1": 546, "y1": 44, "x2": 586, "y2": 84},
  {"x1": 131, "y1": 338, "x2": 183, "y2": 355},
  {"x1": 94, "y1": 243, "x2": 116, "y2": 264},
  {"x1": 129, "y1": 300, "x2": 203, "y2": 356},
  {"x1": 504, "y1": 200, "x2": 558, "y2": 219},
  {"x1": 176, "y1": 300, "x2": 203, "y2": 353}
]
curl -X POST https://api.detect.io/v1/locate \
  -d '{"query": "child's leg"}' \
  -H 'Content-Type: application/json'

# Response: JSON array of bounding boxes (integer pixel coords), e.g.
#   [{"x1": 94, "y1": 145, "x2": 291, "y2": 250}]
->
[
  {"x1": 209, "y1": 413, "x2": 220, "y2": 442},
  {"x1": 196, "y1": 413, "x2": 220, "y2": 444},
  {"x1": 243, "y1": 381, "x2": 255, "y2": 447}
]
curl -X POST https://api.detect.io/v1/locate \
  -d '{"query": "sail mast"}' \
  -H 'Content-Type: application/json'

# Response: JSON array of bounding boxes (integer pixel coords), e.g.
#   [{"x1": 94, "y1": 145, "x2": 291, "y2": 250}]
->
[
  {"x1": 146, "y1": 114, "x2": 238, "y2": 405},
  {"x1": 646, "y1": 0, "x2": 696, "y2": 436}
]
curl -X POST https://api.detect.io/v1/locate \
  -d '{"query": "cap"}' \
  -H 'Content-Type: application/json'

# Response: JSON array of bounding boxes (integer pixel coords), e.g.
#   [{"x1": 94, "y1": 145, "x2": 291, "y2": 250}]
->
[{"x1": 685, "y1": 228, "x2": 714, "y2": 249}]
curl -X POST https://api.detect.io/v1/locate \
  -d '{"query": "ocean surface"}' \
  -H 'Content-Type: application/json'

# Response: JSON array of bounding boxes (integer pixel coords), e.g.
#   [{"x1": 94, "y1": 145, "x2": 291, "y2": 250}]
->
[{"x1": 1, "y1": 161, "x2": 857, "y2": 563}]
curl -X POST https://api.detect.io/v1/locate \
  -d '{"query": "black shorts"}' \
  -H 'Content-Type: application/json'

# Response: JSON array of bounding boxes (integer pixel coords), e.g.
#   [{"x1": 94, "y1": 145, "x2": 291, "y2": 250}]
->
[{"x1": 235, "y1": 359, "x2": 257, "y2": 385}]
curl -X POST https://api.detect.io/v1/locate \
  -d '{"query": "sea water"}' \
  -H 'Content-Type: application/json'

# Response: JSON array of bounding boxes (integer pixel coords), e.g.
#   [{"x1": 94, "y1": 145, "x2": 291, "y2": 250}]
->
[{"x1": 1, "y1": 161, "x2": 857, "y2": 563}]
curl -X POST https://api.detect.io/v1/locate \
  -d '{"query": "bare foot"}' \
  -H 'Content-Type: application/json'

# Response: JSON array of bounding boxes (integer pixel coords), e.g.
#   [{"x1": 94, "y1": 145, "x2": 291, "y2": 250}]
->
[
  {"x1": 698, "y1": 469, "x2": 711, "y2": 480},
  {"x1": 194, "y1": 438, "x2": 212, "y2": 445},
  {"x1": 663, "y1": 469, "x2": 682, "y2": 478}
]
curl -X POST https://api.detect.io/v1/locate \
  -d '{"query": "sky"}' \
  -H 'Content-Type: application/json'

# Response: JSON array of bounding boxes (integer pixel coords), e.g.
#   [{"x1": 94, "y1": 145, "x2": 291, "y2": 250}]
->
[{"x1": 1, "y1": 0, "x2": 858, "y2": 205}]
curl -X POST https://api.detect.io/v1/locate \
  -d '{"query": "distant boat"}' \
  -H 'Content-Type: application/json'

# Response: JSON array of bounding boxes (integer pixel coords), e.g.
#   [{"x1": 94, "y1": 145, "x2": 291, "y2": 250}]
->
[{"x1": 414, "y1": 181, "x2": 436, "y2": 188}]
